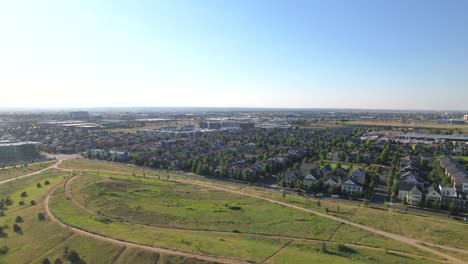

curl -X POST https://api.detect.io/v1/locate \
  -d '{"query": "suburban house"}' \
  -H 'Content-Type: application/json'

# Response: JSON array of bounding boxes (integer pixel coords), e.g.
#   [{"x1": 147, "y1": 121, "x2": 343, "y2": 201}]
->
[
  {"x1": 406, "y1": 185, "x2": 423, "y2": 205},
  {"x1": 351, "y1": 169, "x2": 366, "y2": 184},
  {"x1": 425, "y1": 186, "x2": 442, "y2": 203},
  {"x1": 341, "y1": 178, "x2": 363, "y2": 195},
  {"x1": 323, "y1": 175, "x2": 341, "y2": 187},
  {"x1": 439, "y1": 156, "x2": 468, "y2": 193},
  {"x1": 300, "y1": 163, "x2": 318, "y2": 175},
  {"x1": 303, "y1": 174, "x2": 319, "y2": 188},
  {"x1": 398, "y1": 182, "x2": 422, "y2": 205}
]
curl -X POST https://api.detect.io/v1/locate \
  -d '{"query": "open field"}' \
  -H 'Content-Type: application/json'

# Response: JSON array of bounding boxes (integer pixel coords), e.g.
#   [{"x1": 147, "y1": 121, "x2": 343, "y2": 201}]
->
[
  {"x1": 0, "y1": 161, "x2": 54, "y2": 182},
  {"x1": 59, "y1": 159, "x2": 157, "y2": 175},
  {"x1": 116, "y1": 248, "x2": 217, "y2": 264},
  {"x1": 265, "y1": 240, "x2": 441, "y2": 264},
  {"x1": 3, "y1": 158, "x2": 465, "y2": 263}
]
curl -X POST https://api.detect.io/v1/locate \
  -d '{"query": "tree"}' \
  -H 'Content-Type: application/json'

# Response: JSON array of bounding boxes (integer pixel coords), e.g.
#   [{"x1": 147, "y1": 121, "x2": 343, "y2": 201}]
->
[
  {"x1": 0, "y1": 245, "x2": 9, "y2": 255},
  {"x1": 44, "y1": 180, "x2": 50, "y2": 185},
  {"x1": 15, "y1": 216, "x2": 24, "y2": 223},
  {"x1": 20, "y1": 191, "x2": 28, "y2": 198},
  {"x1": 320, "y1": 242, "x2": 328, "y2": 253},
  {"x1": 30, "y1": 200, "x2": 36, "y2": 206},
  {"x1": 54, "y1": 259, "x2": 63, "y2": 264},
  {"x1": 42, "y1": 258, "x2": 51, "y2": 264},
  {"x1": 13, "y1": 224, "x2": 22, "y2": 233},
  {"x1": 317, "y1": 200, "x2": 321, "y2": 207},
  {"x1": 37, "y1": 183, "x2": 42, "y2": 188},
  {"x1": 38, "y1": 213, "x2": 46, "y2": 221}
]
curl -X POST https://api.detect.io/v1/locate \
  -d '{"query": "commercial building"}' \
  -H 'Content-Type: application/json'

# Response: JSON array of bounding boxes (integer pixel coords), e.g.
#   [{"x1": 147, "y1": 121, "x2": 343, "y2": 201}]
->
[
  {"x1": 199, "y1": 121, "x2": 255, "y2": 130},
  {"x1": 0, "y1": 141, "x2": 40, "y2": 163},
  {"x1": 464, "y1": 115, "x2": 468, "y2": 122},
  {"x1": 70, "y1": 111, "x2": 90, "y2": 120}
]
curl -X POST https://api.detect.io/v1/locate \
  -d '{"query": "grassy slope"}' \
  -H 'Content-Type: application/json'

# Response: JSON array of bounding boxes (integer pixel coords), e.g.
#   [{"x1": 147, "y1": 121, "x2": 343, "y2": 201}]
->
[
  {"x1": 267, "y1": 241, "x2": 441, "y2": 264},
  {"x1": 73, "y1": 174, "x2": 341, "y2": 241},
  {"x1": 0, "y1": 171, "x2": 74, "y2": 264},
  {"x1": 116, "y1": 248, "x2": 217, "y2": 264},
  {"x1": 0, "y1": 161, "x2": 54, "y2": 182}
]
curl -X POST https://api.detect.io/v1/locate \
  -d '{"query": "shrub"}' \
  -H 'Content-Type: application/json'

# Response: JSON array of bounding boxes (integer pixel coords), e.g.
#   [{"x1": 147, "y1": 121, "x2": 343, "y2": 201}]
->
[
  {"x1": 0, "y1": 245, "x2": 9, "y2": 255},
  {"x1": 15, "y1": 216, "x2": 24, "y2": 223},
  {"x1": 30, "y1": 200, "x2": 36, "y2": 206},
  {"x1": 37, "y1": 183, "x2": 42, "y2": 188},
  {"x1": 44, "y1": 180, "x2": 50, "y2": 185},
  {"x1": 13, "y1": 224, "x2": 22, "y2": 234},
  {"x1": 20, "y1": 192, "x2": 28, "y2": 198},
  {"x1": 38, "y1": 213, "x2": 46, "y2": 221},
  {"x1": 19, "y1": 201, "x2": 25, "y2": 206}
]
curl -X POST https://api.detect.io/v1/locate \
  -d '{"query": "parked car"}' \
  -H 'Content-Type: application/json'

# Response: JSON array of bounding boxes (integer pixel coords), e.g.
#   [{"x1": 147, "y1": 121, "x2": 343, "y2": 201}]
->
[{"x1": 331, "y1": 194, "x2": 340, "y2": 198}]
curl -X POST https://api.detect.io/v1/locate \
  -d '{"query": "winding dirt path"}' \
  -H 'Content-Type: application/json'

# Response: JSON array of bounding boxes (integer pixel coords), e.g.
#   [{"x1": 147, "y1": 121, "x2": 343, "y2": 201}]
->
[
  {"x1": 44, "y1": 183, "x2": 248, "y2": 264},
  {"x1": 5, "y1": 160, "x2": 463, "y2": 264},
  {"x1": 63, "y1": 174, "x2": 445, "y2": 262}
]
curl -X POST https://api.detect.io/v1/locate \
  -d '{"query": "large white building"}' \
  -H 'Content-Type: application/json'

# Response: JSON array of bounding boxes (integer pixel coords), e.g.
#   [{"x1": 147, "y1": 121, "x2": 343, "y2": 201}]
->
[{"x1": 0, "y1": 141, "x2": 39, "y2": 163}]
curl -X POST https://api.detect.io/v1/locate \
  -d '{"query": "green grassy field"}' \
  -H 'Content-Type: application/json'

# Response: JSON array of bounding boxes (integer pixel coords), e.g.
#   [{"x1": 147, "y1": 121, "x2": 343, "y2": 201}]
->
[
  {"x1": 59, "y1": 159, "x2": 160, "y2": 175},
  {"x1": 0, "y1": 171, "x2": 74, "y2": 264},
  {"x1": 0, "y1": 161, "x2": 54, "y2": 182},
  {"x1": 63, "y1": 172, "x2": 442, "y2": 260},
  {"x1": 0, "y1": 159, "x2": 454, "y2": 263},
  {"x1": 72, "y1": 173, "x2": 342, "y2": 240},
  {"x1": 266, "y1": 241, "x2": 441, "y2": 264},
  {"x1": 115, "y1": 248, "x2": 217, "y2": 264}
]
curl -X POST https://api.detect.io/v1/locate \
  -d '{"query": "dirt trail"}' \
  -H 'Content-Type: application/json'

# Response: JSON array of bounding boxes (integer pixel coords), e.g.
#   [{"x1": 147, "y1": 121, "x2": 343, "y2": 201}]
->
[
  {"x1": 43, "y1": 183, "x2": 248, "y2": 264},
  {"x1": 64, "y1": 174, "x2": 447, "y2": 262},
  {"x1": 0, "y1": 159, "x2": 62, "y2": 185},
  {"x1": 2, "y1": 156, "x2": 463, "y2": 263}
]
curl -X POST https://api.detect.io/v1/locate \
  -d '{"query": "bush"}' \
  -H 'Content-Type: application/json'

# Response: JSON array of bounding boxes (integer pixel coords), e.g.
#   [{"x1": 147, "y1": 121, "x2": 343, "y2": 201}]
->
[
  {"x1": 15, "y1": 216, "x2": 24, "y2": 223},
  {"x1": 5, "y1": 197, "x2": 13, "y2": 206},
  {"x1": 19, "y1": 201, "x2": 25, "y2": 206},
  {"x1": 20, "y1": 192, "x2": 28, "y2": 198},
  {"x1": 0, "y1": 245, "x2": 9, "y2": 255},
  {"x1": 37, "y1": 183, "x2": 42, "y2": 188},
  {"x1": 38, "y1": 213, "x2": 46, "y2": 221},
  {"x1": 44, "y1": 180, "x2": 50, "y2": 185},
  {"x1": 13, "y1": 224, "x2": 22, "y2": 234},
  {"x1": 42, "y1": 258, "x2": 51, "y2": 264},
  {"x1": 30, "y1": 200, "x2": 36, "y2": 206}
]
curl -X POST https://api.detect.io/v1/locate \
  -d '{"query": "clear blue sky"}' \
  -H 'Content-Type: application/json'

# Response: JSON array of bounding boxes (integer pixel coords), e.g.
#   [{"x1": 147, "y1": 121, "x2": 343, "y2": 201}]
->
[{"x1": 1, "y1": 0, "x2": 467, "y2": 110}]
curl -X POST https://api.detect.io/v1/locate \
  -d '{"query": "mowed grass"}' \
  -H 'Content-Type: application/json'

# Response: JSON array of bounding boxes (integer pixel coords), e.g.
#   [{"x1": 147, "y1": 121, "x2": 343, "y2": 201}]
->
[
  {"x1": 116, "y1": 248, "x2": 217, "y2": 264},
  {"x1": 266, "y1": 241, "x2": 441, "y2": 264},
  {"x1": 0, "y1": 161, "x2": 54, "y2": 182},
  {"x1": 50, "y1": 187, "x2": 290, "y2": 263}
]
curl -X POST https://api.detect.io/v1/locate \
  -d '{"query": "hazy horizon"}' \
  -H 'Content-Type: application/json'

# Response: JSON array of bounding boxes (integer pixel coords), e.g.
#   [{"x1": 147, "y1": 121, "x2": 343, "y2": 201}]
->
[{"x1": 1, "y1": 1, "x2": 467, "y2": 110}]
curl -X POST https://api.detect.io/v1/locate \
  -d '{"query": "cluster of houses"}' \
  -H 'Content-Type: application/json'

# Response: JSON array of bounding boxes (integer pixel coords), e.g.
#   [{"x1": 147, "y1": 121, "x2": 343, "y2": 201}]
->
[
  {"x1": 397, "y1": 155, "x2": 468, "y2": 212},
  {"x1": 283, "y1": 162, "x2": 367, "y2": 196}
]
